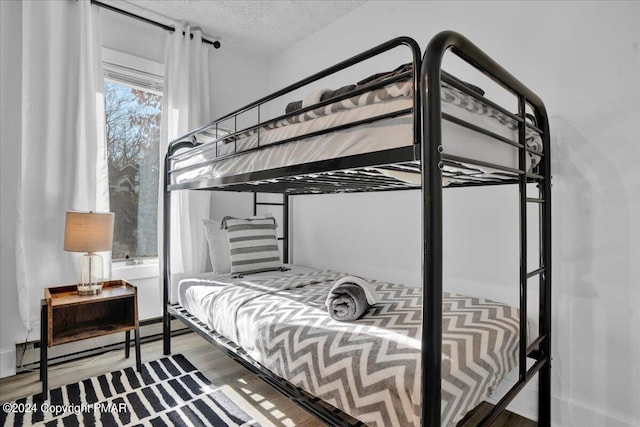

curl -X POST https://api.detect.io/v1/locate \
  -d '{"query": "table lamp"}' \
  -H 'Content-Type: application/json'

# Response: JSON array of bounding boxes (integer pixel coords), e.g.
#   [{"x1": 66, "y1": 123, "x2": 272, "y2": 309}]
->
[{"x1": 64, "y1": 211, "x2": 114, "y2": 295}]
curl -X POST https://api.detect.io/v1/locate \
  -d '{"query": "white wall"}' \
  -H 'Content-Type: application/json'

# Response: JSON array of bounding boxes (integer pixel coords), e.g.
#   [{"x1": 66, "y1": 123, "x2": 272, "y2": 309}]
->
[
  {"x1": 0, "y1": 2, "x2": 269, "y2": 378},
  {"x1": 270, "y1": 1, "x2": 639, "y2": 426}
]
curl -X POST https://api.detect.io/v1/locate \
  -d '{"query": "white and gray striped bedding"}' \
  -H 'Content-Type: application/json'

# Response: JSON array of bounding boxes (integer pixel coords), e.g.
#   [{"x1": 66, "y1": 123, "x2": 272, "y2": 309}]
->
[
  {"x1": 178, "y1": 266, "x2": 520, "y2": 426},
  {"x1": 170, "y1": 69, "x2": 543, "y2": 189},
  {"x1": 210, "y1": 77, "x2": 541, "y2": 155}
]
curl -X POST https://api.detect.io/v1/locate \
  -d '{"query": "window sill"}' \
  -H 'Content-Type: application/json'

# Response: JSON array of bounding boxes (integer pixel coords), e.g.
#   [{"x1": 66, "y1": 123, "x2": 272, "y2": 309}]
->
[{"x1": 112, "y1": 260, "x2": 159, "y2": 281}]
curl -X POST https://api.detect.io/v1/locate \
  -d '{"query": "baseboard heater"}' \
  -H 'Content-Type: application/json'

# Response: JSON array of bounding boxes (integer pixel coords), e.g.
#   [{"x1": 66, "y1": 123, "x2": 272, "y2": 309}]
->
[{"x1": 15, "y1": 316, "x2": 189, "y2": 374}]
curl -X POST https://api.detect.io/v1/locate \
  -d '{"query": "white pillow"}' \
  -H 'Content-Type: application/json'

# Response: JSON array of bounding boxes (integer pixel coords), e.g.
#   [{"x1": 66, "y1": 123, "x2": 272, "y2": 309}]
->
[
  {"x1": 202, "y1": 218, "x2": 231, "y2": 274},
  {"x1": 202, "y1": 213, "x2": 273, "y2": 274}
]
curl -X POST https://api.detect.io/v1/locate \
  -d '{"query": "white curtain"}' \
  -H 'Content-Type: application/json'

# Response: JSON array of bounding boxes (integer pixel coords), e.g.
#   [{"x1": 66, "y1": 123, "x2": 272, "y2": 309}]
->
[
  {"x1": 16, "y1": 0, "x2": 108, "y2": 331},
  {"x1": 160, "y1": 26, "x2": 212, "y2": 284}
]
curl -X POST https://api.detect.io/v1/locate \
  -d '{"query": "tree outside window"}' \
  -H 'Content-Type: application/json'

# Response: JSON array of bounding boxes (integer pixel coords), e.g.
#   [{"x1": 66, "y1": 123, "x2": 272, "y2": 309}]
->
[{"x1": 104, "y1": 81, "x2": 162, "y2": 260}]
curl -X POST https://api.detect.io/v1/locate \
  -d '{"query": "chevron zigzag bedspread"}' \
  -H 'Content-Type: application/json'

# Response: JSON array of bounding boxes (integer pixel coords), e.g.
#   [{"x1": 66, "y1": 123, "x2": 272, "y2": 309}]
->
[{"x1": 178, "y1": 267, "x2": 520, "y2": 426}]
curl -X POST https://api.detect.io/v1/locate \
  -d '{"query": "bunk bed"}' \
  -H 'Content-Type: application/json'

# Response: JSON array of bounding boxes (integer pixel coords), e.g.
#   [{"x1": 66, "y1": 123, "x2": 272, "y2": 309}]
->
[{"x1": 162, "y1": 31, "x2": 551, "y2": 427}]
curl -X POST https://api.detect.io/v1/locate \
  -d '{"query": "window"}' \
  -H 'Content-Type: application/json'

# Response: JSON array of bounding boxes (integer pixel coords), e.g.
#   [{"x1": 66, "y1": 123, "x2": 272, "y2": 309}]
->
[{"x1": 103, "y1": 50, "x2": 163, "y2": 261}]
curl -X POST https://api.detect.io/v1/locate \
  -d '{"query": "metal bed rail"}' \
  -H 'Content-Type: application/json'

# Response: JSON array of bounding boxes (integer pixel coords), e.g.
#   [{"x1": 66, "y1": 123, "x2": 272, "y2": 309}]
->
[
  {"x1": 166, "y1": 107, "x2": 414, "y2": 187},
  {"x1": 167, "y1": 71, "x2": 414, "y2": 163},
  {"x1": 165, "y1": 36, "x2": 422, "y2": 159}
]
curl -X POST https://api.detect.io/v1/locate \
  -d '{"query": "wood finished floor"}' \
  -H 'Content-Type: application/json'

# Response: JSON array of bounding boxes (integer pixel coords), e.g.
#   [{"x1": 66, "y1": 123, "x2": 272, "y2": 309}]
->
[{"x1": 0, "y1": 332, "x2": 535, "y2": 426}]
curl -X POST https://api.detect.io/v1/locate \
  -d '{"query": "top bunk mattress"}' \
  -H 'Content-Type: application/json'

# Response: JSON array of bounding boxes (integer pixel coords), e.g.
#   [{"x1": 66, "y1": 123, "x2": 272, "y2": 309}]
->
[
  {"x1": 177, "y1": 265, "x2": 521, "y2": 427},
  {"x1": 169, "y1": 67, "x2": 543, "y2": 190}
]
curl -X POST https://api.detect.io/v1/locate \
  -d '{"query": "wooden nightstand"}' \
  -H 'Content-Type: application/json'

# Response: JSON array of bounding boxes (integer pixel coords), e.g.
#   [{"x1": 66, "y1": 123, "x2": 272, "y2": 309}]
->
[{"x1": 39, "y1": 280, "x2": 140, "y2": 399}]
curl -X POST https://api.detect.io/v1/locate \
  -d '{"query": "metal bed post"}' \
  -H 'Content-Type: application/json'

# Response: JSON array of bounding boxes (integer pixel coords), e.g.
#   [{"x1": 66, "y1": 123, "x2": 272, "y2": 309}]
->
[
  {"x1": 163, "y1": 140, "x2": 201, "y2": 355},
  {"x1": 422, "y1": 34, "x2": 444, "y2": 427},
  {"x1": 253, "y1": 192, "x2": 257, "y2": 216},
  {"x1": 283, "y1": 194, "x2": 290, "y2": 264},
  {"x1": 518, "y1": 96, "x2": 529, "y2": 385},
  {"x1": 537, "y1": 83, "x2": 553, "y2": 427},
  {"x1": 163, "y1": 150, "x2": 172, "y2": 355}
]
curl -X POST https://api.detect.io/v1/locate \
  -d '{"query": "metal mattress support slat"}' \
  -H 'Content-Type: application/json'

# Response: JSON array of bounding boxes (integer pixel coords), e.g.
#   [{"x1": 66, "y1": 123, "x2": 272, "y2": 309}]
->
[
  {"x1": 168, "y1": 146, "x2": 419, "y2": 191},
  {"x1": 180, "y1": 160, "x2": 521, "y2": 194},
  {"x1": 170, "y1": 152, "x2": 529, "y2": 195}
]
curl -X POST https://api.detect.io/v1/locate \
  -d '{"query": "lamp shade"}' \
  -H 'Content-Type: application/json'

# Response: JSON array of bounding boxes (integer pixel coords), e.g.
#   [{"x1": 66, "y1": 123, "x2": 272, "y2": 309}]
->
[{"x1": 64, "y1": 211, "x2": 114, "y2": 253}]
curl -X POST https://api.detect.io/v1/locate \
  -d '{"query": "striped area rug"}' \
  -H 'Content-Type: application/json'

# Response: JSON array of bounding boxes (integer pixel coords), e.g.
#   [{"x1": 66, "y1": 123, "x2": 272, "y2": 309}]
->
[{"x1": 1, "y1": 354, "x2": 256, "y2": 426}]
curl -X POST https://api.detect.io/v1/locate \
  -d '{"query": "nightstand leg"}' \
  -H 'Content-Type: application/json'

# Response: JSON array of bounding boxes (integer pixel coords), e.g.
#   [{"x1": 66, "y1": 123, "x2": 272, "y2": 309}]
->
[
  {"x1": 125, "y1": 330, "x2": 130, "y2": 358},
  {"x1": 40, "y1": 300, "x2": 48, "y2": 400},
  {"x1": 134, "y1": 328, "x2": 141, "y2": 372}
]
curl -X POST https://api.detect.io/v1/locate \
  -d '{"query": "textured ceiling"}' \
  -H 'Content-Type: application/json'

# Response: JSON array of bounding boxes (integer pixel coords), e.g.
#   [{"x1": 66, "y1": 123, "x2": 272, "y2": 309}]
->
[{"x1": 102, "y1": 0, "x2": 367, "y2": 56}]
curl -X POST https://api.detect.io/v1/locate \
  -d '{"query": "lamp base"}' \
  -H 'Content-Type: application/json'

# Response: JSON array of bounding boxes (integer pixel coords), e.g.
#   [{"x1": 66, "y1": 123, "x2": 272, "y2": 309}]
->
[
  {"x1": 77, "y1": 283, "x2": 103, "y2": 296},
  {"x1": 77, "y1": 252, "x2": 104, "y2": 295}
]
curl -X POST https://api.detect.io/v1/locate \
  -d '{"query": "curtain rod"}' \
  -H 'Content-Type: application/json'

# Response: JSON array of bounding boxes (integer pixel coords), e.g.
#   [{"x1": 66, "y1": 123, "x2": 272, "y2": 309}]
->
[{"x1": 91, "y1": 0, "x2": 221, "y2": 49}]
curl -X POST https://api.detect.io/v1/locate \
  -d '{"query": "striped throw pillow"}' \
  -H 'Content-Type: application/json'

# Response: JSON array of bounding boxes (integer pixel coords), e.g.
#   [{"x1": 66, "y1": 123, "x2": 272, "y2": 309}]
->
[{"x1": 222, "y1": 216, "x2": 282, "y2": 275}]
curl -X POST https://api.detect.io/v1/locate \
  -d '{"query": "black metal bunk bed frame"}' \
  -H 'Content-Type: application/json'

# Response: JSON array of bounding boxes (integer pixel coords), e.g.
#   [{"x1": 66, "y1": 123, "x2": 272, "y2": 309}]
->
[{"x1": 162, "y1": 31, "x2": 551, "y2": 427}]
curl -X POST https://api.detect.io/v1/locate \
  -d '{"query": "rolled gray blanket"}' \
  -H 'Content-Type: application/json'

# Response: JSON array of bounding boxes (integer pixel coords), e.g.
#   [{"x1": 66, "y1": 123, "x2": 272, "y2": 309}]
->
[
  {"x1": 285, "y1": 100, "x2": 302, "y2": 114},
  {"x1": 326, "y1": 282, "x2": 370, "y2": 321}
]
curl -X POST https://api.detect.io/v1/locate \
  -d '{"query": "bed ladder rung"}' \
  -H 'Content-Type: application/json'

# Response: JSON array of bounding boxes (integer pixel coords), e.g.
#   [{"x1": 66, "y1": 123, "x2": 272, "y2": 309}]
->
[
  {"x1": 526, "y1": 266, "x2": 545, "y2": 278},
  {"x1": 526, "y1": 146, "x2": 544, "y2": 156},
  {"x1": 526, "y1": 197, "x2": 545, "y2": 204},
  {"x1": 526, "y1": 172, "x2": 545, "y2": 181},
  {"x1": 526, "y1": 335, "x2": 546, "y2": 357},
  {"x1": 255, "y1": 202, "x2": 285, "y2": 206},
  {"x1": 443, "y1": 113, "x2": 523, "y2": 149},
  {"x1": 525, "y1": 356, "x2": 548, "y2": 383}
]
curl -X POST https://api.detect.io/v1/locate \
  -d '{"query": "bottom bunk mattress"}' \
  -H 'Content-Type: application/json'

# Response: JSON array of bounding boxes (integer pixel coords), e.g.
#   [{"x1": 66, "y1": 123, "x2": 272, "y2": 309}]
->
[{"x1": 178, "y1": 266, "x2": 520, "y2": 426}]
